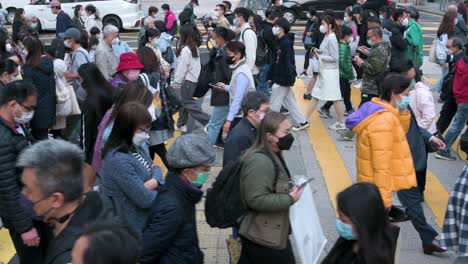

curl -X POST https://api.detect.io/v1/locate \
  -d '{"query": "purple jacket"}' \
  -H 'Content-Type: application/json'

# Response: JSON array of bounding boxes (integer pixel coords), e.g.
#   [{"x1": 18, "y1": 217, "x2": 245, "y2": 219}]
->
[
  {"x1": 111, "y1": 72, "x2": 129, "y2": 88},
  {"x1": 92, "y1": 109, "x2": 113, "y2": 174},
  {"x1": 345, "y1": 101, "x2": 385, "y2": 130}
]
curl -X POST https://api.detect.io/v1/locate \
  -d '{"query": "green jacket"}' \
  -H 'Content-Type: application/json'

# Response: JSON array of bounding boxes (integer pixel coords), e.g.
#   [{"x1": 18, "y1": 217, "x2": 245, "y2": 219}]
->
[
  {"x1": 339, "y1": 40, "x2": 354, "y2": 80},
  {"x1": 404, "y1": 19, "x2": 424, "y2": 68},
  {"x1": 239, "y1": 151, "x2": 293, "y2": 250}
]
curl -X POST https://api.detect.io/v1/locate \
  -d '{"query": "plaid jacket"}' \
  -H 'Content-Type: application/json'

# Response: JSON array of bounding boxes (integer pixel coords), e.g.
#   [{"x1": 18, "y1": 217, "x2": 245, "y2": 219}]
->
[{"x1": 441, "y1": 164, "x2": 468, "y2": 257}]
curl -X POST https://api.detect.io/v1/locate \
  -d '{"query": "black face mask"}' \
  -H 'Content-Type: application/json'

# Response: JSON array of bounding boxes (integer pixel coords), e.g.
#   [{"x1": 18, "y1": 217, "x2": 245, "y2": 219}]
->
[
  {"x1": 276, "y1": 133, "x2": 294, "y2": 150},
  {"x1": 225, "y1": 56, "x2": 235, "y2": 65}
]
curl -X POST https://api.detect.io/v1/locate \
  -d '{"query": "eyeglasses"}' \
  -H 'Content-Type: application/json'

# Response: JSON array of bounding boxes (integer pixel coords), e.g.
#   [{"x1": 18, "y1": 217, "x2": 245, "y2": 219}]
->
[{"x1": 19, "y1": 102, "x2": 35, "y2": 112}]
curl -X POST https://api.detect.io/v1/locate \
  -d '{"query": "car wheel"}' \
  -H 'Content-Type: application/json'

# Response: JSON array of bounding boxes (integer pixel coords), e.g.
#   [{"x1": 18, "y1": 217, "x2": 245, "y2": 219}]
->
[
  {"x1": 281, "y1": 9, "x2": 296, "y2": 24},
  {"x1": 103, "y1": 15, "x2": 122, "y2": 31},
  {"x1": 6, "y1": 8, "x2": 16, "y2": 25}
]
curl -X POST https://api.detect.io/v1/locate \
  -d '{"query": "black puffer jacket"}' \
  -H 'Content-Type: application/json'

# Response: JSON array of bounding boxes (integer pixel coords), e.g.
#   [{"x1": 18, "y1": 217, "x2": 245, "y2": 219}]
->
[
  {"x1": 382, "y1": 19, "x2": 408, "y2": 66},
  {"x1": 269, "y1": 33, "x2": 296, "y2": 87},
  {"x1": 23, "y1": 56, "x2": 56, "y2": 131},
  {"x1": 0, "y1": 117, "x2": 34, "y2": 234},
  {"x1": 140, "y1": 172, "x2": 204, "y2": 264}
]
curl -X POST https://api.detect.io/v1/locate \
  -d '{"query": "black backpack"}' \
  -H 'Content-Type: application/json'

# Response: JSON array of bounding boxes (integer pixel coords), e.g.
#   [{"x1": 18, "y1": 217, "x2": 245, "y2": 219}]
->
[
  {"x1": 193, "y1": 56, "x2": 214, "y2": 98},
  {"x1": 204, "y1": 151, "x2": 278, "y2": 229},
  {"x1": 241, "y1": 28, "x2": 269, "y2": 67}
]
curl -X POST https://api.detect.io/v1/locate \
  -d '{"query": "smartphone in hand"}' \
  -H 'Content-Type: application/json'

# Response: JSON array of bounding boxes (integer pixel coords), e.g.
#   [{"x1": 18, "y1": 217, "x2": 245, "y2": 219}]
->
[{"x1": 296, "y1": 177, "x2": 314, "y2": 189}]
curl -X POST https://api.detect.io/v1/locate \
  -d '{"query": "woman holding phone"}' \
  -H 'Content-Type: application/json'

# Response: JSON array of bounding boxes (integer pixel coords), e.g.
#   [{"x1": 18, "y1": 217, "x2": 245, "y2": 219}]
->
[{"x1": 298, "y1": 15, "x2": 345, "y2": 132}]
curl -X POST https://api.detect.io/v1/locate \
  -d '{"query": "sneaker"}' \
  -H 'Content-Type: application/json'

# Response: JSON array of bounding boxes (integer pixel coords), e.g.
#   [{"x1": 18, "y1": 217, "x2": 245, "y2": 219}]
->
[
  {"x1": 337, "y1": 129, "x2": 354, "y2": 141},
  {"x1": 299, "y1": 72, "x2": 308, "y2": 78},
  {"x1": 303, "y1": 93, "x2": 312, "y2": 100},
  {"x1": 435, "y1": 150, "x2": 457, "y2": 161},
  {"x1": 203, "y1": 125, "x2": 209, "y2": 134},
  {"x1": 174, "y1": 124, "x2": 187, "y2": 132},
  {"x1": 344, "y1": 109, "x2": 355, "y2": 116},
  {"x1": 292, "y1": 121, "x2": 310, "y2": 131},
  {"x1": 280, "y1": 107, "x2": 290, "y2": 115},
  {"x1": 329, "y1": 122, "x2": 346, "y2": 131},
  {"x1": 318, "y1": 107, "x2": 332, "y2": 119}
]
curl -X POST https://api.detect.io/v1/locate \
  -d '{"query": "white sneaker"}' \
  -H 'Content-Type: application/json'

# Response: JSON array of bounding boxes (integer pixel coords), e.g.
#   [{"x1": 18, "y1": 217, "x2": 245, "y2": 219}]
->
[
  {"x1": 292, "y1": 121, "x2": 310, "y2": 131},
  {"x1": 329, "y1": 122, "x2": 346, "y2": 131},
  {"x1": 203, "y1": 125, "x2": 209, "y2": 134},
  {"x1": 174, "y1": 124, "x2": 187, "y2": 132}
]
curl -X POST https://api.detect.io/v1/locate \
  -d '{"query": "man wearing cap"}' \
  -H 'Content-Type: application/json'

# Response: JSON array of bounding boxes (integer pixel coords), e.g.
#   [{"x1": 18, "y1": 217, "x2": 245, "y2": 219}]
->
[
  {"x1": 49, "y1": 0, "x2": 74, "y2": 37},
  {"x1": 95, "y1": 24, "x2": 120, "y2": 80},
  {"x1": 141, "y1": 134, "x2": 215, "y2": 264}
]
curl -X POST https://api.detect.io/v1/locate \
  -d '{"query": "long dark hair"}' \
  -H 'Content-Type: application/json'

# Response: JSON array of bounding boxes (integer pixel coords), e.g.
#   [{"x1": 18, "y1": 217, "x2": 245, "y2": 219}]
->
[
  {"x1": 103, "y1": 102, "x2": 151, "y2": 156},
  {"x1": 243, "y1": 112, "x2": 288, "y2": 162},
  {"x1": 23, "y1": 37, "x2": 44, "y2": 68},
  {"x1": 85, "y1": 4, "x2": 100, "y2": 20},
  {"x1": 136, "y1": 46, "x2": 160, "y2": 73},
  {"x1": 74, "y1": 5, "x2": 83, "y2": 19},
  {"x1": 177, "y1": 24, "x2": 199, "y2": 57},
  {"x1": 13, "y1": 8, "x2": 25, "y2": 23},
  {"x1": 322, "y1": 15, "x2": 341, "y2": 40},
  {"x1": 324, "y1": 183, "x2": 396, "y2": 264},
  {"x1": 107, "y1": 80, "x2": 153, "y2": 126},
  {"x1": 437, "y1": 11, "x2": 456, "y2": 37}
]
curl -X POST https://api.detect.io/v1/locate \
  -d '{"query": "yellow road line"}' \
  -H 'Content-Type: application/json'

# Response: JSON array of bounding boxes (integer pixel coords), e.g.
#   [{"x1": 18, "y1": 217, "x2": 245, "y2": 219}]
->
[
  {"x1": 0, "y1": 229, "x2": 15, "y2": 264},
  {"x1": 349, "y1": 83, "x2": 448, "y2": 227},
  {"x1": 293, "y1": 79, "x2": 354, "y2": 210}
]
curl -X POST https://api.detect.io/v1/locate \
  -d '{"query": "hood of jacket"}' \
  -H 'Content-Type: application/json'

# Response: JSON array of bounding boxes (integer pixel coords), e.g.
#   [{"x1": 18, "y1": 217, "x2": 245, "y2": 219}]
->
[
  {"x1": 346, "y1": 101, "x2": 385, "y2": 133},
  {"x1": 161, "y1": 32, "x2": 173, "y2": 42},
  {"x1": 455, "y1": 56, "x2": 468, "y2": 77},
  {"x1": 165, "y1": 172, "x2": 203, "y2": 205}
]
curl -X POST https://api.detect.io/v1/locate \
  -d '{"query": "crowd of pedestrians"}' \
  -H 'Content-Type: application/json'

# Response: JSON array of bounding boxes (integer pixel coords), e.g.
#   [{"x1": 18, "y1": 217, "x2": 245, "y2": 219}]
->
[{"x1": 0, "y1": 0, "x2": 466, "y2": 263}]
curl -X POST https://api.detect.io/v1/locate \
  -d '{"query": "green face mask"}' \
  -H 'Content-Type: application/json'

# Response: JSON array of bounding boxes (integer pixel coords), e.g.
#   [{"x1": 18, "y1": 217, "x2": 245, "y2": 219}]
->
[
  {"x1": 409, "y1": 79, "x2": 416, "y2": 89},
  {"x1": 190, "y1": 170, "x2": 209, "y2": 187}
]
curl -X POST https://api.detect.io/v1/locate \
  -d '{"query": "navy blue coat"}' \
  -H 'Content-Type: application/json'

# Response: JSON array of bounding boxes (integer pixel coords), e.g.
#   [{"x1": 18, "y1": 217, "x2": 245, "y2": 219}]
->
[
  {"x1": 140, "y1": 172, "x2": 204, "y2": 264},
  {"x1": 406, "y1": 106, "x2": 433, "y2": 172}
]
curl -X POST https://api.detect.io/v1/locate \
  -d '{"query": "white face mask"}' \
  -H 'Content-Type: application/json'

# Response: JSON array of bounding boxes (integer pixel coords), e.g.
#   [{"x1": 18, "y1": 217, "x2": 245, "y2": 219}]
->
[
  {"x1": 31, "y1": 22, "x2": 38, "y2": 29},
  {"x1": 211, "y1": 40, "x2": 219, "y2": 49},
  {"x1": 132, "y1": 132, "x2": 150, "y2": 146},
  {"x1": 402, "y1": 17, "x2": 409, "y2": 26},
  {"x1": 148, "y1": 104, "x2": 157, "y2": 121},
  {"x1": 64, "y1": 40, "x2": 72, "y2": 48},
  {"x1": 319, "y1": 24, "x2": 328, "y2": 33},
  {"x1": 14, "y1": 105, "x2": 34, "y2": 124},
  {"x1": 5, "y1": 43, "x2": 13, "y2": 53},
  {"x1": 23, "y1": 50, "x2": 28, "y2": 57},
  {"x1": 111, "y1": 37, "x2": 120, "y2": 45},
  {"x1": 272, "y1": 26, "x2": 281, "y2": 36}
]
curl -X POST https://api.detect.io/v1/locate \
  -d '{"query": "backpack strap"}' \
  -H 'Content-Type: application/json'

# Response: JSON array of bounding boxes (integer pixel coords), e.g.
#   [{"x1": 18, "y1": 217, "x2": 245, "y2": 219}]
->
[
  {"x1": 71, "y1": 50, "x2": 91, "y2": 66},
  {"x1": 241, "y1": 27, "x2": 256, "y2": 43}
]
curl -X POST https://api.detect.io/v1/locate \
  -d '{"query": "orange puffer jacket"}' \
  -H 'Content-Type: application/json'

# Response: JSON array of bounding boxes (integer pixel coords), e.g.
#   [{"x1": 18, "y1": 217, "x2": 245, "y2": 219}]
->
[{"x1": 346, "y1": 98, "x2": 417, "y2": 207}]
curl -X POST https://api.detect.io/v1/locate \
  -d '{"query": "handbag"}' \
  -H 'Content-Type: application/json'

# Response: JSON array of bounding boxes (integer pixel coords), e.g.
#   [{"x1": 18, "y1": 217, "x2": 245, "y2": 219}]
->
[
  {"x1": 226, "y1": 235, "x2": 241, "y2": 264},
  {"x1": 428, "y1": 38, "x2": 437, "y2": 64},
  {"x1": 163, "y1": 84, "x2": 182, "y2": 115},
  {"x1": 388, "y1": 205, "x2": 410, "y2": 223}
]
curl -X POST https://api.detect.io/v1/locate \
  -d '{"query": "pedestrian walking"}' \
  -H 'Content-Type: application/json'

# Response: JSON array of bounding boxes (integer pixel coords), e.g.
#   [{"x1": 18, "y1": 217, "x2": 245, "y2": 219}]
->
[
  {"x1": 434, "y1": 11, "x2": 457, "y2": 92},
  {"x1": 12, "y1": 8, "x2": 25, "y2": 43},
  {"x1": 22, "y1": 37, "x2": 56, "y2": 140},
  {"x1": 0, "y1": 59, "x2": 18, "y2": 89},
  {"x1": 238, "y1": 112, "x2": 303, "y2": 263},
  {"x1": 95, "y1": 25, "x2": 119, "y2": 80},
  {"x1": 321, "y1": 25, "x2": 355, "y2": 117},
  {"x1": 84, "y1": 4, "x2": 103, "y2": 34},
  {"x1": 323, "y1": 183, "x2": 400, "y2": 264},
  {"x1": 206, "y1": 26, "x2": 235, "y2": 146},
  {"x1": 302, "y1": 15, "x2": 345, "y2": 131},
  {"x1": 215, "y1": 41, "x2": 256, "y2": 136},
  {"x1": 268, "y1": 18, "x2": 309, "y2": 131},
  {"x1": 234, "y1": 8, "x2": 259, "y2": 76},
  {"x1": 49, "y1": 1, "x2": 74, "y2": 38},
  {"x1": 140, "y1": 134, "x2": 216, "y2": 264},
  {"x1": 403, "y1": 8, "x2": 424, "y2": 70},
  {"x1": 111, "y1": 52, "x2": 144, "y2": 88},
  {"x1": 173, "y1": 24, "x2": 210, "y2": 132},
  {"x1": 72, "y1": 5, "x2": 85, "y2": 30},
  {"x1": 161, "y1": 4, "x2": 178, "y2": 36},
  {"x1": 101, "y1": 102, "x2": 163, "y2": 235},
  {"x1": 299, "y1": 8, "x2": 319, "y2": 80}
]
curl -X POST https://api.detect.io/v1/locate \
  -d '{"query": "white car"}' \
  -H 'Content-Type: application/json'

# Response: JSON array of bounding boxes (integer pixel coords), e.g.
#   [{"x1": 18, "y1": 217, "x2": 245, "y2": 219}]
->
[
  {"x1": 1, "y1": 0, "x2": 32, "y2": 24},
  {"x1": 23, "y1": 0, "x2": 144, "y2": 31}
]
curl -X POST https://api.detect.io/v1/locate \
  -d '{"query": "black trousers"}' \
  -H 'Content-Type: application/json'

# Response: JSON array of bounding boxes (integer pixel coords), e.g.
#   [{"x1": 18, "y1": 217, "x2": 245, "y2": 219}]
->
[
  {"x1": 436, "y1": 94, "x2": 458, "y2": 134},
  {"x1": 303, "y1": 47, "x2": 312, "y2": 70},
  {"x1": 8, "y1": 221, "x2": 52, "y2": 264},
  {"x1": 416, "y1": 169, "x2": 427, "y2": 194},
  {"x1": 359, "y1": 93, "x2": 379, "y2": 108},
  {"x1": 239, "y1": 236, "x2": 295, "y2": 264},
  {"x1": 148, "y1": 143, "x2": 169, "y2": 169},
  {"x1": 322, "y1": 78, "x2": 353, "y2": 111}
]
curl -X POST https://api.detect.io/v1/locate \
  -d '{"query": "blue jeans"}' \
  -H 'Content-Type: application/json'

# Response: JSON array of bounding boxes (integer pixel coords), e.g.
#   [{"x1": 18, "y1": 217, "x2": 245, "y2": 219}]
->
[
  {"x1": 207, "y1": 105, "x2": 229, "y2": 145},
  {"x1": 255, "y1": 64, "x2": 271, "y2": 97},
  {"x1": 444, "y1": 103, "x2": 468, "y2": 150}
]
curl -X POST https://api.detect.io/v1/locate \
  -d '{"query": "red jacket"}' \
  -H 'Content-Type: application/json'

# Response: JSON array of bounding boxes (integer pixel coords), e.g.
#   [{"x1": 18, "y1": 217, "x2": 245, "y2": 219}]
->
[{"x1": 453, "y1": 57, "x2": 468, "y2": 104}]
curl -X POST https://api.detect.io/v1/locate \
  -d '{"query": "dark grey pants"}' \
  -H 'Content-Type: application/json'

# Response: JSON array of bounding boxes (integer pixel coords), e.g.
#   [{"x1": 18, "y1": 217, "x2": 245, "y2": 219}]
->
[
  {"x1": 177, "y1": 80, "x2": 211, "y2": 127},
  {"x1": 397, "y1": 187, "x2": 438, "y2": 245}
]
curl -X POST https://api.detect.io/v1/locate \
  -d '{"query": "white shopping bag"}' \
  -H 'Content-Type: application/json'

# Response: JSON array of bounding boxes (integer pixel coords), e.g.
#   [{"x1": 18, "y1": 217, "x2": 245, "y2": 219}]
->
[{"x1": 289, "y1": 185, "x2": 327, "y2": 264}]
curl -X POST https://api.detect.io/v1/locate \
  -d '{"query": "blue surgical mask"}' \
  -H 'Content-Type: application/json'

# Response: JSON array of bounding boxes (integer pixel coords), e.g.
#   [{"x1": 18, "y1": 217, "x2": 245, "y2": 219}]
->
[
  {"x1": 154, "y1": 38, "x2": 162, "y2": 48},
  {"x1": 190, "y1": 170, "x2": 209, "y2": 187},
  {"x1": 233, "y1": 18, "x2": 239, "y2": 27},
  {"x1": 379, "y1": 15, "x2": 385, "y2": 20},
  {"x1": 367, "y1": 39, "x2": 374, "y2": 46},
  {"x1": 396, "y1": 95, "x2": 411, "y2": 110},
  {"x1": 336, "y1": 219, "x2": 358, "y2": 240}
]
